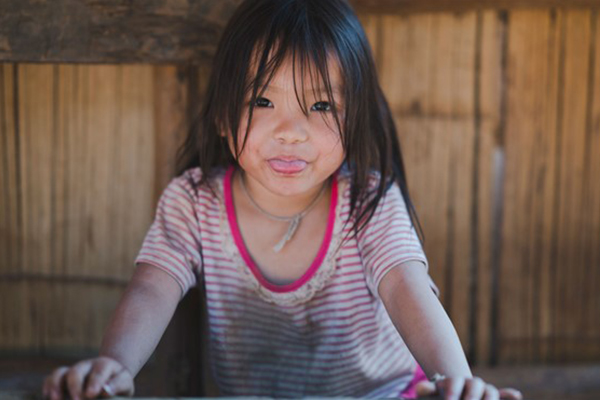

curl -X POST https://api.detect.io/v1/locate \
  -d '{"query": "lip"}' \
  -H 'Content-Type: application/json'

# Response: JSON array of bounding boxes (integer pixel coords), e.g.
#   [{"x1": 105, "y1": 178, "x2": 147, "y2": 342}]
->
[
  {"x1": 267, "y1": 157, "x2": 307, "y2": 174},
  {"x1": 270, "y1": 155, "x2": 307, "y2": 162}
]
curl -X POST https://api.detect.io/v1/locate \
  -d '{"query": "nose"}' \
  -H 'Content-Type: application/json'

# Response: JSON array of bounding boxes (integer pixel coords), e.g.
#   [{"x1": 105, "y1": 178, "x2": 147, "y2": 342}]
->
[{"x1": 272, "y1": 113, "x2": 309, "y2": 144}]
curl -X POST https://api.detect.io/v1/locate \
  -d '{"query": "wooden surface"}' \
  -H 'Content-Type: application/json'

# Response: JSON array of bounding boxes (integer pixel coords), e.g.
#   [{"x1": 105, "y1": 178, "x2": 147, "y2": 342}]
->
[
  {"x1": 0, "y1": 396, "x2": 442, "y2": 400},
  {"x1": 3, "y1": 361, "x2": 600, "y2": 400},
  {"x1": 352, "y1": 0, "x2": 600, "y2": 14},
  {"x1": 0, "y1": 0, "x2": 241, "y2": 64},
  {"x1": 2, "y1": 0, "x2": 600, "y2": 63}
]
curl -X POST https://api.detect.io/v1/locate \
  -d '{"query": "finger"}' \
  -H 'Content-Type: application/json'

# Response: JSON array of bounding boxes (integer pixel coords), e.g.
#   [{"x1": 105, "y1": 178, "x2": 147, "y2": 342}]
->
[
  {"x1": 44, "y1": 367, "x2": 69, "y2": 400},
  {"x1": 83, "y1": 361, "x2": 116, "y2": 399},
  {"x1": 66, "y1": 362, "x2": 93, "y2": 400},
  {"x1": 415, "y1": 380, "x2": 437, "y2": 397},
  {"x1": 438, "y1": 377, "x2": 465, "y2": 400},
  {"x1": 483, "y1": 384, "x2": 500, "y2": 400},
  {"x1": 499, "y1": 388, "x2": 523, "y2": 400},
  {"x1": 462, "y1": 377, "x2": 486, "y2": 400},
  {"x1": 103, "y1": 367, "x2": 135, "y2": 397}
]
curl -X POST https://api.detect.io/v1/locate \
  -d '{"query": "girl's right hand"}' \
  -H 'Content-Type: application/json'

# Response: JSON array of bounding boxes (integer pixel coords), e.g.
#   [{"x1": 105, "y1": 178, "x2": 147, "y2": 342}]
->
[{"x1": 42, "y1": 356, "x2": 135, "y2": 400}]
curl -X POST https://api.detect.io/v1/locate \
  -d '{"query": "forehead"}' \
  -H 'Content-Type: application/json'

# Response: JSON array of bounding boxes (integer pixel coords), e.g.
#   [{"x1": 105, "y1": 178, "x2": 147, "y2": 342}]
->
[{"x1": 247, "y1": 45, "x2": 343, "y2": 93}]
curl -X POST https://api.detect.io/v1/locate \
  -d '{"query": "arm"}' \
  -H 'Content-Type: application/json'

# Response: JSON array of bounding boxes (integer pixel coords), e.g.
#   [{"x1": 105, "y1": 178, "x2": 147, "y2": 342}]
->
[
  {"x1": 43, "y1": 263, "x2": 184, "y2": 400},
  {"x1": 378, "y1": 260, "x2": 472, "y2": 380},
  {"x1": 99, "y1": 262, "x2": 183, "y2": 377}
]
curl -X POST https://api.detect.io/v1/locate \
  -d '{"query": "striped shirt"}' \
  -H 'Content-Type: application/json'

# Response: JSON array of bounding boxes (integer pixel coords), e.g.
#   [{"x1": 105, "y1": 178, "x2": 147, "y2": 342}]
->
[{"x1": 134, "y1": 164, "x2": 440, "y2": 398}]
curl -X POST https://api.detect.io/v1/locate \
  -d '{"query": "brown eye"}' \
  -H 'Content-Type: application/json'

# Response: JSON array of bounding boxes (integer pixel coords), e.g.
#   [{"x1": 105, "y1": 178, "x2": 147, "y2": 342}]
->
[
  {"x1": 254, "y1": 97, "x2": 273, "y2": 107},
  {"x1": 311, "y1": 101, "x2": 331, "y2": 112}
]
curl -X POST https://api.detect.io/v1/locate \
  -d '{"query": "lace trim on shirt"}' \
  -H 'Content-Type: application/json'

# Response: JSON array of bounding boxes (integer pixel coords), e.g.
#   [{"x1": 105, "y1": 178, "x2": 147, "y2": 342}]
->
[{"x1": 217, "y1": 175, "x2": 347, "y2": 306}]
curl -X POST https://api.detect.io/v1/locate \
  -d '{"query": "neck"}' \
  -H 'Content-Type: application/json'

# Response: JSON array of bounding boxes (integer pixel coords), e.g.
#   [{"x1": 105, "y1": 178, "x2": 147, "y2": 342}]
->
[{"x1": 236, "y1": 170, "x2": 330, "y2": 218}]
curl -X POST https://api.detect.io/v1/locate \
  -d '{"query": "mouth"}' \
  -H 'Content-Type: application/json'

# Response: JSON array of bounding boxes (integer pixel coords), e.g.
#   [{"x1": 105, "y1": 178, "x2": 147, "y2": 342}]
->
[{"x1": 267, "y1": 158, "x2": 307, "y2": 174}]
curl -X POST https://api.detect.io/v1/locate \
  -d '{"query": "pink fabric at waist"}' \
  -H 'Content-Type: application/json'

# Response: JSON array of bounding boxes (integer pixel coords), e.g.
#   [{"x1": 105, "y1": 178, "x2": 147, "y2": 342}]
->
[{"x1": 399, "y1": 363, "x2": 428, "y2": 399}]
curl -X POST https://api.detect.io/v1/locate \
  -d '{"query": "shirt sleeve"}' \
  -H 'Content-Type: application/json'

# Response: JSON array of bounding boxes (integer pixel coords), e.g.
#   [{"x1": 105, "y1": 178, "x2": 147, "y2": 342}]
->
[
  {"x1": 357, "y1": 178, "x2": 440, "y2": 299},
  {"x1": 134, "y1": 173, "x2": 202, "y2": 300}
]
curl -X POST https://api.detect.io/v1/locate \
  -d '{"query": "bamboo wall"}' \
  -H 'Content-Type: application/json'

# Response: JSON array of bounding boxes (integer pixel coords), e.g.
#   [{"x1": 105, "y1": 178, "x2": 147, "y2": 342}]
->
[{"x1": 1, "y1": 8, "x2": 599, "y2": 368}]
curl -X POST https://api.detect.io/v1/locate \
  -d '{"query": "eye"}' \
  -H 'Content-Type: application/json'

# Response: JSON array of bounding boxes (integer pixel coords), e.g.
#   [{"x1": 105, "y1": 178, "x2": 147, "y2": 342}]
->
[
  {"x1": 311, "y1": 101, "x2": 332, "y2": 112},
  {"x1": 254, "y1": 97, "x2": 273, "y2": 108}
]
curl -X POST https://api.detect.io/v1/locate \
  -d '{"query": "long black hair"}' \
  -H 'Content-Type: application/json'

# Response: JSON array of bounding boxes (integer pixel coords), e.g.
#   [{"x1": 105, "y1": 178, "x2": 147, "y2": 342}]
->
[{"x1": 175, "y1": 0, "x2": 425, "y2": 247}]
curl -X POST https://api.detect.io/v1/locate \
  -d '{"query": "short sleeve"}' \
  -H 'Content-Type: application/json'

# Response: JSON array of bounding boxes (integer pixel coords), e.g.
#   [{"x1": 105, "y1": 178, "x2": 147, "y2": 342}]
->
[
  {"x1": 357, "y1": 179, "x2": 440, "y2": 299},
  {"x1": 134, "y1": 173, "x2": 202, "y2": 300}
]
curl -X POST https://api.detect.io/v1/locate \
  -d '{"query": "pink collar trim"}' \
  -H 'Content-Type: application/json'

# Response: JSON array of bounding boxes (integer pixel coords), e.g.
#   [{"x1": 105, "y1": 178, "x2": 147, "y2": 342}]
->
[{"x1": 224, "y1": 165, "x2": 338, "y2": 293}]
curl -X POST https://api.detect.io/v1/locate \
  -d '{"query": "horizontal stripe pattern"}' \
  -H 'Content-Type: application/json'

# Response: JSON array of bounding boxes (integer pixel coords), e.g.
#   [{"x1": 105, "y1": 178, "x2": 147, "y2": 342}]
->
[{"x1": 134, "y1": 166, "x2": 438, "y2": 397}]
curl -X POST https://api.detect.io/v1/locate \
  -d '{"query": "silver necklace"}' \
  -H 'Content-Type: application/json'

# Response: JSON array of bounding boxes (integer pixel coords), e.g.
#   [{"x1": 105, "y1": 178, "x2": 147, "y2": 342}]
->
[{"x1": 239, "y1": 173, "x2": 327, "y2": 253}]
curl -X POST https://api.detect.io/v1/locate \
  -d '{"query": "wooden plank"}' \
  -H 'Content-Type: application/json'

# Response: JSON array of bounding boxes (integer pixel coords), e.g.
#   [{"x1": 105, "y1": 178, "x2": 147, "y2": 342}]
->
[
  {"x1": 377, "y1": 11, "x2": 478, "y2": 359},
  {"x1": 0, "y1": 64, "x2": 159, "y2": 349},
  {"x1": 2, "y1": 1, "x2": 600, "y2": 63},
  {"x1": 0, "y1": 0, "x2": 242, "y2": 64},
  {"x1": 0, "y1": 64, "x2": 20, "y2": 276},
  {"x1": 587, "y1": 10, "x2": 600, "y2": 351},
  {"x1": 500, "y1": 9, "x2": 563, "y2": 364},
  {"x1": 52, "y1": 65, "x2": 155, "y2": 279},
  {"x1": 534, "y1": 9, "x2": 562, "y2": 365},
  {"x1": 555, "y1": 9, "x2": 594, "y2": 362},
  {"x1": 17, "y1": 65, "x2": 54, "y2": 278},
  {"x1": 357, "y1": 14, "x2": 382, "y2": 69},
  {"x1": 153, "y1": 65, "x2": 191, "y2": 194},
  {"x1": 0, "y1": 281, "x2": 120, "y2": 353},
  {"x1": 352, "y1": 0, "x2": 600, "y2": 14},
  {"x1": 497, "y1": 9, "x2": 599, "y2": 364},
  {"x1": 475, "y1": 10, "x2": 504, "y2": 366}
]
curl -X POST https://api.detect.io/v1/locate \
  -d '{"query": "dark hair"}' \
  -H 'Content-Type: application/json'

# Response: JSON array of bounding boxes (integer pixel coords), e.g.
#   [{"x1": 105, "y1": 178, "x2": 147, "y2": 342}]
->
[{"x1": 175, "y1": 0, "x2": 425, "y2": 247}]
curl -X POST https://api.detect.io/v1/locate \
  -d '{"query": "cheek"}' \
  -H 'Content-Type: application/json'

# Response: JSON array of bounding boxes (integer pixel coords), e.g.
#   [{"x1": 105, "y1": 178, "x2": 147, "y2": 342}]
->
[{"x1": 313, "y1": 117, "x2": 344, "y2": 148}]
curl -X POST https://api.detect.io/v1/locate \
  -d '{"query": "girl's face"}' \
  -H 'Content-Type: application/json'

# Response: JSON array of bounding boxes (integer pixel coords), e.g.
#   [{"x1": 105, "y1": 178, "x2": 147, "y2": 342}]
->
[{"x1": 229, "y1": 54, "x2": 345, "y2": 203}]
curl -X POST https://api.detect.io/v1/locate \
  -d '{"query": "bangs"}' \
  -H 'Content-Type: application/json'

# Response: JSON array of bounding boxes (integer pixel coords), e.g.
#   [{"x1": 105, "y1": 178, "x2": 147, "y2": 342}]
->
[{"x1": 247, "y1": 38, "x2": 343, "y2": 115}]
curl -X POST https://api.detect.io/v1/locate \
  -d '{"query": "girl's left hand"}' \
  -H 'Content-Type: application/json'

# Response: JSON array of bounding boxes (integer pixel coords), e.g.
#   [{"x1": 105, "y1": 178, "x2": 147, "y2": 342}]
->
[{"x1": 415, "y1": 376, "x2": 523, "y2": 400}]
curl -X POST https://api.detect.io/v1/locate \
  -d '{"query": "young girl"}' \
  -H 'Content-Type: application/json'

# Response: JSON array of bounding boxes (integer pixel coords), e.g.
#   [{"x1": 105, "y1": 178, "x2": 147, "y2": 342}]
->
[{"x1": 43, "y1": 0, "x2": 523, "y2": 399}]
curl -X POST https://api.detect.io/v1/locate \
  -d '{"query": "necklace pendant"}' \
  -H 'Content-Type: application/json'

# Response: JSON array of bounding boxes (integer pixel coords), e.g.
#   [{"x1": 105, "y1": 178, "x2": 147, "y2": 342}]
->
[{"x1": 273, "y1": 216, "x2": 301, "y2": 253}]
